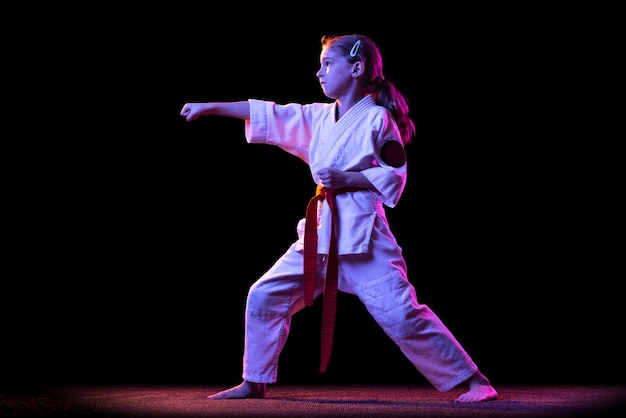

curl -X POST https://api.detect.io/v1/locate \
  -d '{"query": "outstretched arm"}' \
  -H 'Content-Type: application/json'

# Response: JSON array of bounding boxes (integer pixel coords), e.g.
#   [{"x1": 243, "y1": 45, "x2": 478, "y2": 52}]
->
[{"x1": 180, "y1": 101, "x2": 251, "y2": 122}]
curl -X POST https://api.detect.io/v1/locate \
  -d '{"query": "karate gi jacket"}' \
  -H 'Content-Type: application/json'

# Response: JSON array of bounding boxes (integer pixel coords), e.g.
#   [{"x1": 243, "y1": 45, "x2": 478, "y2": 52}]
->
[{"x1": 244, "y1": 95, "x2": 407, "y2": 257}]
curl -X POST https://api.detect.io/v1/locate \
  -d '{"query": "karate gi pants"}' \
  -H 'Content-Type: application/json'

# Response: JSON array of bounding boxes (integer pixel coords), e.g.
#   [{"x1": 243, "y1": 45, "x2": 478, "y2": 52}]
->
[{"x1": 241, "y1": 227, "x2": 479, "y2": 392}]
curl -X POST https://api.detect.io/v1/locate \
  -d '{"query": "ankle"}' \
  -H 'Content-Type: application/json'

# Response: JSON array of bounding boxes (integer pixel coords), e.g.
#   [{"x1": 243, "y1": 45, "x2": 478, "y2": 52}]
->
[{"x1": 468, "y1": 371, "x2": 490, "y2": 388}]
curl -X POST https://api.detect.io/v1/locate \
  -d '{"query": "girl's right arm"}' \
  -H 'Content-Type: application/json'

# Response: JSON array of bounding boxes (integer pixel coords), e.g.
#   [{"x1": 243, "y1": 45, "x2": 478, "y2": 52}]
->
[{"x1": 180, "y1": 101, "x2": 251, "y2": 122}]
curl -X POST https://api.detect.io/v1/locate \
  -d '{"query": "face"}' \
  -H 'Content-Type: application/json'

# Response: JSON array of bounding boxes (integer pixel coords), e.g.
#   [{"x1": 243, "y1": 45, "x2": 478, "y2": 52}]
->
[{"x1": 316, "y1": 46, "x2": 356, "y2": 100}]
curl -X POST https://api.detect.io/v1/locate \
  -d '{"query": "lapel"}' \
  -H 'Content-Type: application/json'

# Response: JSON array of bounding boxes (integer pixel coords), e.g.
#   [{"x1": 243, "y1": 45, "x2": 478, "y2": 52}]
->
[{"x1": 317, "y1": 95, "x2": 377, "y2": 166}]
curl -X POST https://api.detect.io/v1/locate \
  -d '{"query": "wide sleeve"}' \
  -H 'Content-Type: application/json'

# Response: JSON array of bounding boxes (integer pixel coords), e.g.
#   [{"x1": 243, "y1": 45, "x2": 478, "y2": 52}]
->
[
  {"x1": 360, "y1": 111, "x2": 407, "y2": 208},
  {"x1": 244, "y1": 99, "x2": 320, "y2": 163}
]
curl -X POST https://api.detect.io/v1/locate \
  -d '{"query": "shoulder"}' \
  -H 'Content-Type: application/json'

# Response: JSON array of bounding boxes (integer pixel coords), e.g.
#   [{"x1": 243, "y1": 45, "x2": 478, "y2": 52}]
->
[{"x1": 364, "y1": 105, "x2": 398, "y2": 132}]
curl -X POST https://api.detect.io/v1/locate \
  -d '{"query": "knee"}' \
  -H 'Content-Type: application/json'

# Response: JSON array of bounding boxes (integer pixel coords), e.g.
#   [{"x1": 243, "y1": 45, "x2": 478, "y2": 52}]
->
[
  {"x1": 246, "y1": 283, "x2": 290, "y2": 317},
  {"x1": 246, "y1": 282, "x2": 270, "y2": 310}
]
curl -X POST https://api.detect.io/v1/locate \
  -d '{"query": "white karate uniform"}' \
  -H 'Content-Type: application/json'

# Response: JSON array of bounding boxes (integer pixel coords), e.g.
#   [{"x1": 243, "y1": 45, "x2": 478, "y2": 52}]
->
[{"x1": 240, "y1": 95, "x2": 478, "y2": 392}]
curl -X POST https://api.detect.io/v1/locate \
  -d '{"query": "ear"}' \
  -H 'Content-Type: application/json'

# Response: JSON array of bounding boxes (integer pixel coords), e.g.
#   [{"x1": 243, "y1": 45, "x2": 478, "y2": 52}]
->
[{"x1": 352, "y1": 61, "x2": 364, "y2": 78}]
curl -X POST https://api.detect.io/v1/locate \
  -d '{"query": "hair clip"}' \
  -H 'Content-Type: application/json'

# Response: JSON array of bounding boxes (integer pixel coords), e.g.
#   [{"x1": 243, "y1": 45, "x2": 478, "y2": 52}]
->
[{"x1": 350, "y1": 40, "x2": 361, "y2": 57}]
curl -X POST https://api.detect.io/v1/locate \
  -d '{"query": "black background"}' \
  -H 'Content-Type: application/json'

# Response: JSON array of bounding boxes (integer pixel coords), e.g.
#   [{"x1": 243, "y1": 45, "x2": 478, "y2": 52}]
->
[{"x1": 5, "y1": 5, "x2": 622, "y2": 390}]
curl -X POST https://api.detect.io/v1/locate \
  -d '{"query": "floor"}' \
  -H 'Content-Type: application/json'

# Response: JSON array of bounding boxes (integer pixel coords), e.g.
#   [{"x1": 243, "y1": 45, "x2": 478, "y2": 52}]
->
[{"x1": 1, "y1": 384, "x2": 625, "y2": 417}]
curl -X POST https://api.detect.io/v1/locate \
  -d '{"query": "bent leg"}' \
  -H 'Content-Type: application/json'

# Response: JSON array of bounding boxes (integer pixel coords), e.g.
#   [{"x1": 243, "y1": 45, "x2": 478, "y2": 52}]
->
[
  {"x1": 208, "y1": 244, "x2": 326, "y2": 399},
  {"x1": 243, "y1": 244, "x2": 326, "y2": 383}
]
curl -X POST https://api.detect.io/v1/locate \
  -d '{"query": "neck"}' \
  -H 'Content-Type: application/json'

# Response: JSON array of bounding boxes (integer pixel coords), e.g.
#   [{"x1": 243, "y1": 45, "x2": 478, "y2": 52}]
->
[{"x1": 335, "y1": 94, "x2": 365, "y2": 120}]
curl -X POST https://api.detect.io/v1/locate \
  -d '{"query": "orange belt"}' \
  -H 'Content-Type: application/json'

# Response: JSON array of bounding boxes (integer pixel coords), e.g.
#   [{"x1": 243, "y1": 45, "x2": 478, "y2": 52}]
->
[{"x1": 303, "y1": 185, "x2": 362, "y2": 373}]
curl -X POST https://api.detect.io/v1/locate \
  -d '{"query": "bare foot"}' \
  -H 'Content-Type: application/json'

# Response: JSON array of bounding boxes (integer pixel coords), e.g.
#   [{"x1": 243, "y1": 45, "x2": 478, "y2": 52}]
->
[
  {"x1": 207, "y1": 381, "x2": 266, "y2": 399},
  {"x1": 454, "y1": 371, "x2": 498, "y2": 403}
]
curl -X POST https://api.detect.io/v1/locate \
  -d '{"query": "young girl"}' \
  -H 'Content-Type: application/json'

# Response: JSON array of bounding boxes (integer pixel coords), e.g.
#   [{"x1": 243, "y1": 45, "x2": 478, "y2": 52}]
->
[{"x1": 179, "y1": 33, "x2": 498, "y2": 403}]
